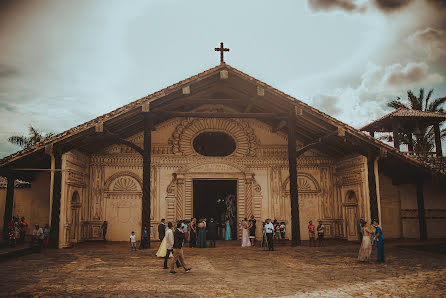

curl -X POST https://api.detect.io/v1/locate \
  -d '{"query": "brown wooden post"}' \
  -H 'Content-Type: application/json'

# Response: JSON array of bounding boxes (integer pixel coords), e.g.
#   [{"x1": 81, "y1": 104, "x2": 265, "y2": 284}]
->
[
  {"x1": 2, "y1": 176, "x2": 15, "y2": 240},
  {"x1": 370, "y1": 131, "x2": 375, "y2": 138},
  {"x1": 50, "y1": 152, "x2": 62, "y2": 248},
  {"x1": 288, "y1": 107, "x2": 301, "y2": 246},
  {"x1": 434, "y1": 123, "x2": 443, "y2": 157},
  {"x1": 367, "y1": 156, "x2": 379, "y2": 221},
  {"x1": 416, "y1": 182, "x2": 427, "y2": 241},
  {"x1": 142, "y1": 110, "x2": 152, "y2": 248},
  {"x1": 407, "y1": 133, "x2": 414, "y2": 153},
  {"x1": 392, "y1": 121, "x2": 400, "y2": 151}
]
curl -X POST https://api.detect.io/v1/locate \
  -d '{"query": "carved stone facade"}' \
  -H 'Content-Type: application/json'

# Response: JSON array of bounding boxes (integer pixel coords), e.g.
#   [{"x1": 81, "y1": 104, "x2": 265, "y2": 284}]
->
[{"x1": 56, "y1": 108, "x2": 370, "y2": 245}]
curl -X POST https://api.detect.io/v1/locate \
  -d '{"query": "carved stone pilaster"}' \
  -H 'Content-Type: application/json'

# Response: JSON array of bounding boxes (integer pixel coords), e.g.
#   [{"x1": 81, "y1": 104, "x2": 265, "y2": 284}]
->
[
  {"x1": 176, "y1": 176, "x2": 185, "y2": 221},
  {"x1": 165, "y1": 174, "x2": 177, "y2": 223},
  {"x1": 245, "y1": 175, "x2": 254, "y2": 218}
]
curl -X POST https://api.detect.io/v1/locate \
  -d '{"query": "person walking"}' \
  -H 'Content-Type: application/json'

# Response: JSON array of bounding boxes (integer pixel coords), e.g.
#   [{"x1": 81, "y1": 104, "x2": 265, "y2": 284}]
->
[
  {"x1": 158, "y1": 219, "x2": 166, "y2": 241},
  {"x1": 373, "y1": 219, "x2": 385, "y2": 263},
  {"x1": 163, "y1": 222, "x2": 174, "y2": 269},
  {"x1": 264, "y1": 219, "x2": 274, "y2": 251},
  {"x1": 207, "y1": 218, "x2": 217, "y2": 248},
  {"x1": 169, "y1": 223, "x2": 191, "y2": 274}
]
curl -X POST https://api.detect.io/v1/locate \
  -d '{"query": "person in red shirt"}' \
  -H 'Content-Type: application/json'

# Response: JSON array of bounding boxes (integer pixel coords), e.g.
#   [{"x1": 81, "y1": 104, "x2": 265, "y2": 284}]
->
[
  {"x1": 19, "y1": 217, "x2": 28, "y2": 243},
  {"x1": 308, "y1": 220, "x2": 315, "y2": 247}
]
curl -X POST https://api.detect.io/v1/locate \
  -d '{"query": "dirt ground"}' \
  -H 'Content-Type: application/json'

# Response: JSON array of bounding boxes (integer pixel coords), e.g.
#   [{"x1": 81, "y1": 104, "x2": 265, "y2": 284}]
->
[{"x1": 0, "y1": 240, "x2": 445, "y2": 297}]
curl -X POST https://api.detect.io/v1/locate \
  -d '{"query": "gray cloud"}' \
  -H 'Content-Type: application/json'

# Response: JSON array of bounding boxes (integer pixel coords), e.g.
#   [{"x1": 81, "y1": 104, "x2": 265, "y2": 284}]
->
[
  {"x1": 0, "y1": 64, "x2": 19, "y2": 78},
  {"x1": 307, "y1": 0, "x2": 357, "y2": 12},
  {"x1": 373, "y1": 0, "x2": 413, "y2": 12},
  {"x1": 311, "y1": 94, "x2": 342, "y2": 116},
  {"x1": 408, "y1": 28, "x2": 446, "y2": 61}
]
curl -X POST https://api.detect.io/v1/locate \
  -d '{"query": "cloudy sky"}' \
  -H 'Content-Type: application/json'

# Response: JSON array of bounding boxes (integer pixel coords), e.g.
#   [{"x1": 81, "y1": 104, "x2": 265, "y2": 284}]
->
[{"x1": 0, "y1": 0, "x2": 445, "y2": 158}]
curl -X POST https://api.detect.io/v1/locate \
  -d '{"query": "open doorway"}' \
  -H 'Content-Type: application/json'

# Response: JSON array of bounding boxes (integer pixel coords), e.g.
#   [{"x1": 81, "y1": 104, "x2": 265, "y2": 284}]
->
[{"x1": 193, "y1": 179, "x2": 237, "y2": 240}]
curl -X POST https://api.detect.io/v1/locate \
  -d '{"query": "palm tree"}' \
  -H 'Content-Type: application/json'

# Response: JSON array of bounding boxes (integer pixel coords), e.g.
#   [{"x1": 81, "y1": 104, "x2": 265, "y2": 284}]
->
[
  {"x1": 386, "y1": 88, "x2": 446, "y2": 154},
  {"x1": 8, "y1": 126, "x2": 55, "y2": 149}
]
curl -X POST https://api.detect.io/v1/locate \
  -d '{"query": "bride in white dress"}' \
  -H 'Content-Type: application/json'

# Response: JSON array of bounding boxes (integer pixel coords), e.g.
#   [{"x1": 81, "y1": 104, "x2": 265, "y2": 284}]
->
[
  {"x1": 358, "y1": 221, "x2": 373, "y2": 262},
  {"x1": 241, "y1": 219, "x2": 251, "y2": 247}
]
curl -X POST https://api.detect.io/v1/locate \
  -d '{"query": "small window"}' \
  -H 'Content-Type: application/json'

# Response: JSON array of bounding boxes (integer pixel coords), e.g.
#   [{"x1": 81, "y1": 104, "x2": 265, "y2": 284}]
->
[{"x1": 193, "y1": 132, "x2": 236, "y2": 156}]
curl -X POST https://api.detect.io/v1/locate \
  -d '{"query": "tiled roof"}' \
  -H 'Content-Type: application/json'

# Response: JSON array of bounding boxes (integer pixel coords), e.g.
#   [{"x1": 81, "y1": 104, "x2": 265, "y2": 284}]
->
[{"x1": 360, "y1": 108, "x2": 446, "y2": 132}]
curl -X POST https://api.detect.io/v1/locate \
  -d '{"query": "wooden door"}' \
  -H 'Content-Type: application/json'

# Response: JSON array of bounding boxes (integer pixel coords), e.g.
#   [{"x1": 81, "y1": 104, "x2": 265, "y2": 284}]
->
[{"x1": 345, "y1": 206, "x2": 358, "y2": 241}]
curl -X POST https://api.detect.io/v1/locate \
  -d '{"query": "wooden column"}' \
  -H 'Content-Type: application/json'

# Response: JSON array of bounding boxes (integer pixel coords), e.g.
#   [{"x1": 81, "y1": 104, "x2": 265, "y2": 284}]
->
[
  {"x1": 50, "y1": 153, "x2": 62, "y2": 248},
  {"x1": 408, "y1": 133, "x2": 414, "y2": 153},
  {"x1": 392, "y1": 121, "x2": 400, "y2": 151},
  {"x1": 142, "y1": 112, "x2": 152, "y2": 248},
  {"x1": 288, "y1": 107, "x2": 301, "y2": 246},
  {"x1": 367, "y1": 156, "x2": 379, "y2": 221},
  {"x1": 416, "y1": 182, "x2": 427, "y2": 241},
  {"x1": 2, "y1": 176, "x2": 15, "y2": 240},
  {"x1": 434, "y1": 123, "x2": 443, "y2": 157},
  {"x1": 370, "y1": 131, "x2": 375, "y2": 138}
]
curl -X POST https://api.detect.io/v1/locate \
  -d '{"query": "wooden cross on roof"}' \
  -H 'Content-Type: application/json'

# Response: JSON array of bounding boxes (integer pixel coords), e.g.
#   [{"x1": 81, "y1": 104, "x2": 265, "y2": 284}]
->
[{"x1": 214, "y1": 42, "x2": 229, "y2": 64}]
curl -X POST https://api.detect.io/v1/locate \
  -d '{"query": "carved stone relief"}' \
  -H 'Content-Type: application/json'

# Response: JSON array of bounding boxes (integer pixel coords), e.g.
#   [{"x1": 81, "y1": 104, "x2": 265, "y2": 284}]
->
[{"x1": 169, "y1": 118, "x2": 259, "y2": 157}]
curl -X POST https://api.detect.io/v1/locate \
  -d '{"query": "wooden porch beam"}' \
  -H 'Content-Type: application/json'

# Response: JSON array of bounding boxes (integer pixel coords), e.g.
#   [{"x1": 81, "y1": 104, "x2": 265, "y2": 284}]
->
[
  {"x1": 142, "y1": 112, "x2": 152, "y2": 248},
  {"x1": 154, "y1": 110, "x2": 287, "y2": 119},
  {"x1": 2, "y1": 176, "x2": 15, "y2": 240},
  {"x1": 416, "y1": 182, "x2": 427, "y2": 241}
]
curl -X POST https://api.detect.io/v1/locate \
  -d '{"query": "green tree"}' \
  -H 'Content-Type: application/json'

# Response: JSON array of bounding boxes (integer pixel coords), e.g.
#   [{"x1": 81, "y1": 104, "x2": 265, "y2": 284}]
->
[
  {"x1": 386, "y1": 88, "x2": 446, "y2": 154},
  {"x1": 8, "y1": 126, "x2": 54, "y2": 149}
]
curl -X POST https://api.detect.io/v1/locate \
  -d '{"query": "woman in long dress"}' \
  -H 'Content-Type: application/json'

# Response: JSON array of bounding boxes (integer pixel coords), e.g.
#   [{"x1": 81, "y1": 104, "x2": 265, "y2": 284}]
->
[
  {"x1": 358, "y1": 221, "x2": 373, "y2": 262},
  {"x1": 225, "y1": 219, "x2": 232, "y2": 240},
  {"x1": 197, "y1": 219, "x2": 207, "y2": 248},
  {"x1": 156, "y1": 226, "x2": 172, "y2": 258},
  {"x1": 241, "y1": 219, "x2": 251, "y2": 247},
  {"x1": 189, "y1": 218, "x2": 197, "y2": 248}
]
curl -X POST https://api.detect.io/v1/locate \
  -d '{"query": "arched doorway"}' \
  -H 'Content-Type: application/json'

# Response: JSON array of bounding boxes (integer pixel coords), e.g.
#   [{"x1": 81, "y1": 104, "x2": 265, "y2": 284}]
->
[
  {"x1": 344, "y1": 190, "x2": 358, "y2": 241},
  {"x1": 71, "y1": 191, "x2": 81, "y2": 243}
]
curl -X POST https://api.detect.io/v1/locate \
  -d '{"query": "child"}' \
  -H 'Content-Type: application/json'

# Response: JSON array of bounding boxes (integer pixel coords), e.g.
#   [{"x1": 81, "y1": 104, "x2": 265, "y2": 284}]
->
[
  {"x1": 274, "y1": 223, "x2": 280, "y2": 240},
  {"x1": 130, "y1": 231, "x2": 137, "y2": 251},
  {"x1": 280, "y1": 222, "x2": 286, "y2": 239},
  {"x1": 308, "y1": 220, "x2": 315, "y2": 247}
]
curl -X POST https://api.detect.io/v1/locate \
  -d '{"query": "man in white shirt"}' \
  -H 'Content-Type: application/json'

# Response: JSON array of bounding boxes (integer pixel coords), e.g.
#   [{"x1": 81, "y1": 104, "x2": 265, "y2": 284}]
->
[
  {"x1": 264, "y1": 219, "x2": 274, "y2": 251},
  {"x1": 163, "y1": 222, "x2": 174, "y2": 269}
]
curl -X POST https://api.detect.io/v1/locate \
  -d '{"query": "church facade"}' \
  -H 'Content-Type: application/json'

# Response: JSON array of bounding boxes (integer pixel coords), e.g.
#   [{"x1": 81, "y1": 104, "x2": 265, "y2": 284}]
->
[{"x1": 1, "y1": 63, "x2": 445, "y2": 248}]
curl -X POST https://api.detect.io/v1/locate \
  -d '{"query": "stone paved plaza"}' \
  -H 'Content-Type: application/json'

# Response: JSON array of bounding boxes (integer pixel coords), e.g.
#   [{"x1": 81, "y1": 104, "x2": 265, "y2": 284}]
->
[{"x1": 0, "y1": 240, "x2": 445, "y2": 297}]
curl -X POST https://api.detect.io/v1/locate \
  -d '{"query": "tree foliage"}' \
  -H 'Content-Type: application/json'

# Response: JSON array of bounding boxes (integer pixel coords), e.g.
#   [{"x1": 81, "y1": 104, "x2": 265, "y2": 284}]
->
[
  {"x1": 8, "y1": 126, "x2": 55, "y2": 149},
  {"x1": 385, "y1": 88, "x2": 446, "y2": 154}
]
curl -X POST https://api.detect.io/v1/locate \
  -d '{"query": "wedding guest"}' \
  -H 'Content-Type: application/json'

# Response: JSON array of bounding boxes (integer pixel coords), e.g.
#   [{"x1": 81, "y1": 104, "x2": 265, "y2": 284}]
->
[
  {"x1": 241, "y1": 218, "x2": 251, "y2": 247},
  {"x1": 373, "y1": 219, "x2": 385, "y2": 263},
  {"x1": 189, "y1": 218, "x2": 197, "y2": 248},
  {"x1": 197, "y1": 219, "x2": 206, "y2": 248},
  {"x1": 31, "y1": 224, "x2": 43, "y2": 247},
  {"x1": 308, "y1": 220, "x2": 315, "y2": 247},
  {"x1": 316, "y1": 221, "x2": 325, "y2": 247},
  {"x1": 158, "y1": 219, "x2": 166, "y2": 241},
  {"x1": 19, "y1": 217, "x2": 28, "y2": 243},
  {"x1": 265, "y1": 219, "x2": 274, "y2": 251},
  {"x1": 280, "y1": 222, "x2": 286, "y2": 239},
  {"x1": 141, "y1": 226, "x2": 148, "y2": 249},
  {"x1": 358, "y1": 219, "x2": 364, "y2": 243},
  {"x1": 182, "y1": 220, "x2": 189, "y2": 242},
  {"x1": 163, "y1": 222, "x2": 174, "y2": 269},
  {"x1": 249, "y1": 215, "x2": 256, "y2": 246},
  {"x1": 43, "y1": 224, "x2": 50, "y2": 249},
  {"x1": 170, "y1": 223, "x2": 192, "y2": 274},
  {"x1": 207, "y1": 218, "x2": 217, "y2": 248}
]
